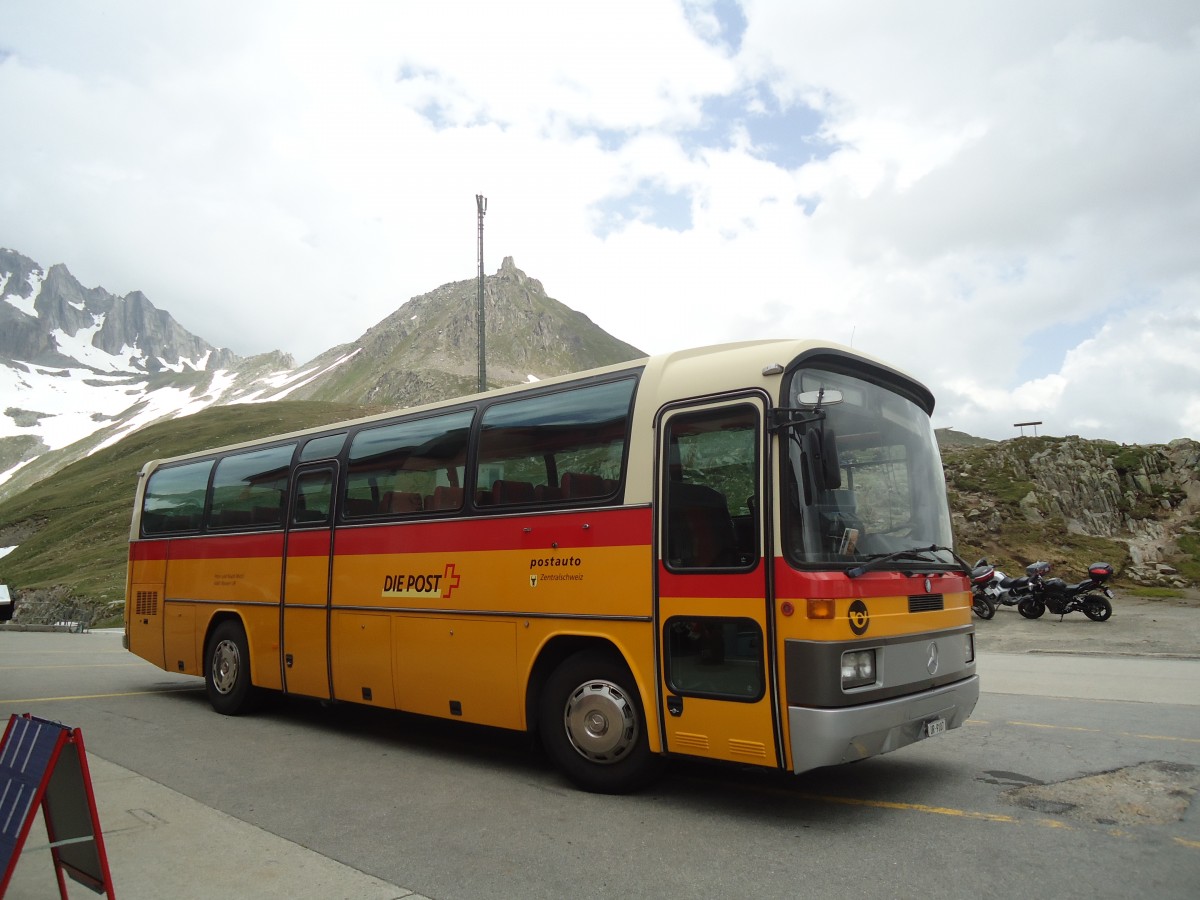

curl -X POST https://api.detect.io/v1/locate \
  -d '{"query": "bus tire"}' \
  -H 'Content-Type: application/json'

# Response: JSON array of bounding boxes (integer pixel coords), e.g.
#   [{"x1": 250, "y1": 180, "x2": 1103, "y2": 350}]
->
[
  {"x1": 538, "y1": 649, "x2": 662, "y2": 794},
  {"x1": 205, "y1": 619, "x2": 258, "y2": 715}
]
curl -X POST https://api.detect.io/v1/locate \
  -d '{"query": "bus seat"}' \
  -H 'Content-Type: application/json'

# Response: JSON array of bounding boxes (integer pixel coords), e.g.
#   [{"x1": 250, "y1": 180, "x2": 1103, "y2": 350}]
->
[
  {"x1": 534, "y1": 484, "x2": 562, "y2": 502},
  {"x1": 381, "y1": 491, "x2": 423, "y2": 514},
  {"x1": 343, "y1": 497, "x2": 376, "y2": 518},
  {"x1": 214, "y1": 508, "x2": 254, "y2": 529},
  {"x1": 828, "y1": 489, "x2": 857, "y2": 513},
  {"x1": 667, "y1": 481, "x2": 739, "y2": 568},
  {"x1": 491, "y1": 480, "x2": 535, "y2": 505},
  {"x1": 293, "y1": 494, "x2": 327, "y2": 525},
  {"x1": 427, "y1": 486, "x2": 463, "y2": 511},
  {"x1": 560, "y1": 472, "x2": 605, "y2": 499}
]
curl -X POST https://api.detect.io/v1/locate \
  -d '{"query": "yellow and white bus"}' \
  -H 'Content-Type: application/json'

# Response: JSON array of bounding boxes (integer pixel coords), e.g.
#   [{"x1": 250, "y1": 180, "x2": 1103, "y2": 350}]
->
[{"x1": 124, "y1": 339, "x2": 978, "y2": 792}]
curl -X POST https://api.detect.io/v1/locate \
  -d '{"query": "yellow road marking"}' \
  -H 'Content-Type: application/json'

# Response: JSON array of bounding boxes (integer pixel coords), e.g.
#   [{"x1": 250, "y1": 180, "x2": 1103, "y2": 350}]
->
[
  {"x1": 0, "y1": 686, "x2": 202, "y2": 704},
  {"x1": 1008, "y1": 720, "x2": 1200, "y2": 744},
  {"x1": 794, "y1": 792, "x2": 1018, "y2": 823},
  {"x1": 1174, "y1": 837, "x2": 1200, "y2": 850},
  {"x1": 1038, "y1": 818, "x2": 1074, "y2": 829},
  {"x1": 1011, "y1": 721, "x2": 1091, "y2": 732}
]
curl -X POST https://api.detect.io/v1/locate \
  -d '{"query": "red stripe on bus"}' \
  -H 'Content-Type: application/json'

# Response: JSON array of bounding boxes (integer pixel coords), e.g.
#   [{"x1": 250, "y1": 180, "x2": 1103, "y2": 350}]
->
[
  {"x1": 332, "y1": 508, "x2": 650, "y2": 555},
  {"x1": 129, "y1": 541, "x2": 169, "y2": 561},
  {"x1": 287, "y1": 530, "x2": 331, "y2": 556},
  {"x1": 130, "y1": 507, "x2": 651, "y2": 560},
  {"x1": 772, "y1": 561, "x2": 971, "y2": 598},
  {"x1": 131, "y1": 533, "x2": 285, "y2": 561},
  {"x1": 656, "y1": 565, "x2": 765, "y2": 599}
]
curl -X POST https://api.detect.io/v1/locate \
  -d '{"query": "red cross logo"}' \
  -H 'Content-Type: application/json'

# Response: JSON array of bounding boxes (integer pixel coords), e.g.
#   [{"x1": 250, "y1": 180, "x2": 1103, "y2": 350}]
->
[{"x1": 441, "y1": 563, "x2": 461, "y2": 599}]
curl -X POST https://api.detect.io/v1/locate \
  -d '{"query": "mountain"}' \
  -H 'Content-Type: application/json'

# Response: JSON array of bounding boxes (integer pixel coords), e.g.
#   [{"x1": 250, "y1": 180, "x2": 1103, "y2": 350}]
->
[
  {"x1": 282, "y1": 256, "x2": 644, "y2": 407},
  {"x1": 0, "y1": 249, "x2": 645, "y2": 502}
]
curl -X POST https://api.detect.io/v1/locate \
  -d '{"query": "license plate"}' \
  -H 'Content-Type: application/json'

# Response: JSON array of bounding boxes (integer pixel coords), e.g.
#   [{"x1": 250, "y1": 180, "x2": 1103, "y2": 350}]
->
[{"x1": 925, "y1": 718, "x2": 946, "y2": 738}]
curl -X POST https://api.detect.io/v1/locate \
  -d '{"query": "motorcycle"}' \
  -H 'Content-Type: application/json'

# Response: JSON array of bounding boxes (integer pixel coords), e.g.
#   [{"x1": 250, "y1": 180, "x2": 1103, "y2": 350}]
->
[
  {"x1": 970, "y1": 560, "x2": 997, "y2": 619},
  {"x1": 973, "y1": 559, "x2": 1038, "y2": 610},
  {"x1": 1017, "y1": 562, "x2": 1115, "y2": 621}
]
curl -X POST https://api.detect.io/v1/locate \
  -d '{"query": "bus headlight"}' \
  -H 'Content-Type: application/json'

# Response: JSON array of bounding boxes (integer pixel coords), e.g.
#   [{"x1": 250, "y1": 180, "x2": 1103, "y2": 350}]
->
[{"x1": 841, "y1": 649, "x2": 876, "y2": 689}]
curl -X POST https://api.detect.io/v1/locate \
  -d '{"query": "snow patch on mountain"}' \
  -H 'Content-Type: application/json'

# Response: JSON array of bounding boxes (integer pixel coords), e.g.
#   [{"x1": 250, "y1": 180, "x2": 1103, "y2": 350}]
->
[
  {"x1": 0, "y1": 269, "x2": 42, "y2": 317},
  {"x1": 225, "y1": 349, "x2": 362, "y2": 405},
  {"x1": 2, "y1": 362, "x2": 136, "y2": 450}
]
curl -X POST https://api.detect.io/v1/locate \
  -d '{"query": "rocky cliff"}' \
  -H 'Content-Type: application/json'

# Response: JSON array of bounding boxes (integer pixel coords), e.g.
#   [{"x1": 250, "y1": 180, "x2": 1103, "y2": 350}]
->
[
  {"x1": 0, "y1": 249, "x2": 239, "y2": 371},
  {"x1": 943, "y1": 435, "x2": 1200, "y2": 587}
]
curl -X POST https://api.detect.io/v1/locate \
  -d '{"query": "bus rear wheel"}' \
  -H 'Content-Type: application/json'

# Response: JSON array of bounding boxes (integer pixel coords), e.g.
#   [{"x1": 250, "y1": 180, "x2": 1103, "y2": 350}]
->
[
  {"x1": 205, "y1": 619, "x2": 258, "y2": 715},
  {"x1": 539, "y1": 649, "x2": 662, "y2": 794}
]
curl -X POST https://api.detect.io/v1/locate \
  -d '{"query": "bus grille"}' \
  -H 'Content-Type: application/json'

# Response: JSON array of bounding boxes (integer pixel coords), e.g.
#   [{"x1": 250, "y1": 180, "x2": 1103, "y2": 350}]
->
[
  {"x1": 908, "y1": 593, "x2": 944, "y2": 612},
  {"x1": 135, "y1": 591, "x2": 159, "y2": 616}
]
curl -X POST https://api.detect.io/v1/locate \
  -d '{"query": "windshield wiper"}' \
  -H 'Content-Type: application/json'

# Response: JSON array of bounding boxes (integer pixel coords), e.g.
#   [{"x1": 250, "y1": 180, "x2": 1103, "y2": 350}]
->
[{"x1": 847, "y1": 545, "x2": 971, "y2": 579}]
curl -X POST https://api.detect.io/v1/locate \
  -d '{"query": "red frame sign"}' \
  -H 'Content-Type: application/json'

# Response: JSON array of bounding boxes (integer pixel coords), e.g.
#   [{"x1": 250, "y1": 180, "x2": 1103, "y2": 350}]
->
[{"x1": 0, "y1": 714, "x2": 115, "y2": 899}]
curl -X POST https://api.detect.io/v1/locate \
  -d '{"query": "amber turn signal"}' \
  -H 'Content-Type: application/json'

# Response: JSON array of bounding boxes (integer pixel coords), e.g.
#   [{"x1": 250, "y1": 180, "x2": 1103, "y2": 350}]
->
[{"x1": 807, "y1": 598, "x2": 836, "y2": 619}]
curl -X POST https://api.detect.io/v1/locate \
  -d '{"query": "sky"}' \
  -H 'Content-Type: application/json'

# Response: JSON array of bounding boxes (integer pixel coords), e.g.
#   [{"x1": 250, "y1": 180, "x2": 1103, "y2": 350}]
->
[{"x1": 2, "y1": 1, "x2": 1198, "y2": 446}]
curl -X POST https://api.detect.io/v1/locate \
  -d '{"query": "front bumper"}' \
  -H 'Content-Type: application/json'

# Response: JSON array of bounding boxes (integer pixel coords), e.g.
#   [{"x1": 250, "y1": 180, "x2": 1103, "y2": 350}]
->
[{"x1": 787, "y1": 675, "x2": 979, "y2": 774}]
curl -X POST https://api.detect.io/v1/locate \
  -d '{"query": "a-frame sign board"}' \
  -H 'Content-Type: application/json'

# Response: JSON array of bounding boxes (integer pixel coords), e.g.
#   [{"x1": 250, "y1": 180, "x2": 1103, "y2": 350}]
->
[{"x1": 0, "y1": 714, "x2": 115, "y2": 898}]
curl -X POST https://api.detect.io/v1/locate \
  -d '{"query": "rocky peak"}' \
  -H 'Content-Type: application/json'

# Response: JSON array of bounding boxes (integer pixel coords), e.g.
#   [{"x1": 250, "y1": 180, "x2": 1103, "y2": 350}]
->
[
  {"x1": 289, "y1": 258, "x2": 644, "y2": 408},
  {"x1": 0, "y1": 248, "x2": 42, "y2": 300}
]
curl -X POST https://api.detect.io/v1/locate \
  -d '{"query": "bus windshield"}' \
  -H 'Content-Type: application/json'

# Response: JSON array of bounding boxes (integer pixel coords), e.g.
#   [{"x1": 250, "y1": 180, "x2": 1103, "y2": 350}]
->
[{"x1": 782, "y1": 365, "x2": 953, "y2": 568}]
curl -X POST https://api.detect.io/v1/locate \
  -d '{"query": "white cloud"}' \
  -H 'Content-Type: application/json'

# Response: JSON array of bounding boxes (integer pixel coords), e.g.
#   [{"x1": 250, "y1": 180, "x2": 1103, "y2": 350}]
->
[{"x1": 1, "y1": 0, "x2": 1197, "y2": 445}]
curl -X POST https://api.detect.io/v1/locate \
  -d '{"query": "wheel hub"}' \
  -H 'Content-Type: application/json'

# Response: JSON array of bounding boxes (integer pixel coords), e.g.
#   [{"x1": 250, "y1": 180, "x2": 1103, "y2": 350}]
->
[
  {"x1": 563, "y1": 680, "x2": 637, "y2": 764},
  {"x1": 212, "y1": 639, "x2": 240, "y2": 695}
]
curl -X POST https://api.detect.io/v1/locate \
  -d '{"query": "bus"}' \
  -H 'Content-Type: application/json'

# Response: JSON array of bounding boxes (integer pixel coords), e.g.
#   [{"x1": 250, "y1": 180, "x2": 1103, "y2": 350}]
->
[{"x1": 124, "y1": 339, "x2": 978, "y2": 793}]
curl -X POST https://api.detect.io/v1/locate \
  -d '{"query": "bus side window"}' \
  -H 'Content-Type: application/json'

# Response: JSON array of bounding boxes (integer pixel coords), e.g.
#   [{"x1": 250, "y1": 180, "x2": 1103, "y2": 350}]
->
[
  {"x1": 663, "y1": 405, "x2": 759, "y2": 570},
  {"x1": 299, "y1": 432, "x2": 347, "y2": 462},
  {"x1": 475, "y1": 377, "x2": 636, "y2": 509},
  {"x1": 293, "y1": 471, "x2": 334, "y2": 526},
  {"x1": 345, "y1": 410, "x2": 474, "y2": 519},
  {"x1": 664, "y1": 616, "x2": 764, "y2": 700},
  {"x1": 142, "y1": 459, "x2": 213, "y2": 536},
  {"x1": 209, "y1": 444, "x2": 295, "y2": 531}
]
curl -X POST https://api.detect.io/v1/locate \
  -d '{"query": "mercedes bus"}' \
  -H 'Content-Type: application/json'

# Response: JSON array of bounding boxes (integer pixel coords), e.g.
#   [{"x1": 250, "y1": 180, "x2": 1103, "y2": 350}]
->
[{"x1": 124, "y1": 339, "x2": 978, "y2": 792}]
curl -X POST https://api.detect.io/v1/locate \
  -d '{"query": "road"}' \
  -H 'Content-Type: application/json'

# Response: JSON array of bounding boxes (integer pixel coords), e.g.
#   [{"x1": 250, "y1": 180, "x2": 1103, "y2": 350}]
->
[{"x1": 2, "y1": 630, "x2": 1198, "y2": 899}]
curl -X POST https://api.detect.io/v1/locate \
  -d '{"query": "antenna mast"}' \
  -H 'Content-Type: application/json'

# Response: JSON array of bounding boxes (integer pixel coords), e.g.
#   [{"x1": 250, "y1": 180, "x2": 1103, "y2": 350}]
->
[{"x1": 476, "y1": 194, "x2": 487, "y2": 392}]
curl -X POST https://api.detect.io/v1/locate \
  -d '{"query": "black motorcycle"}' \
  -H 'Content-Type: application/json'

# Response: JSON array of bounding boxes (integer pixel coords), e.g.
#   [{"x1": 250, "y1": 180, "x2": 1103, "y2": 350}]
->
[{"x1": 1017, "y1": 562, "x2": 1115, "y2": 621}]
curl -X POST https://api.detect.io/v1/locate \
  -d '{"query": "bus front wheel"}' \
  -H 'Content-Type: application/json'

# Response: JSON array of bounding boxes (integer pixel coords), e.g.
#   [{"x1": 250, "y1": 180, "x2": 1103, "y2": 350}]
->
[
  {"x1": 539, "y1": 649, "x2": 662, "y2": 794},
  {"x1": 205, "y1": 619, "x2": 258, "y2": 715}
]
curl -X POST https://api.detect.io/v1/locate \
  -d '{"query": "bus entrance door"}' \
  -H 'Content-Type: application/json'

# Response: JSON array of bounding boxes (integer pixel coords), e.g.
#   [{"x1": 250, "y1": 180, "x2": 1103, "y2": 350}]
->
[
  {"x1": 655, "y1": 399, "x2": 780, "y2": 769},
  {"x1": 281, "y1": 464, "x2": 337, "y2": 699}
]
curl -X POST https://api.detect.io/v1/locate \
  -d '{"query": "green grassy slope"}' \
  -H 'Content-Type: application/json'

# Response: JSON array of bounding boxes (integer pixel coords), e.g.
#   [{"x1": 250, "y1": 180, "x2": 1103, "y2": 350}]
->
[{"x1": 0, "y1": 401, "x2": 379, "y2": 613}]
